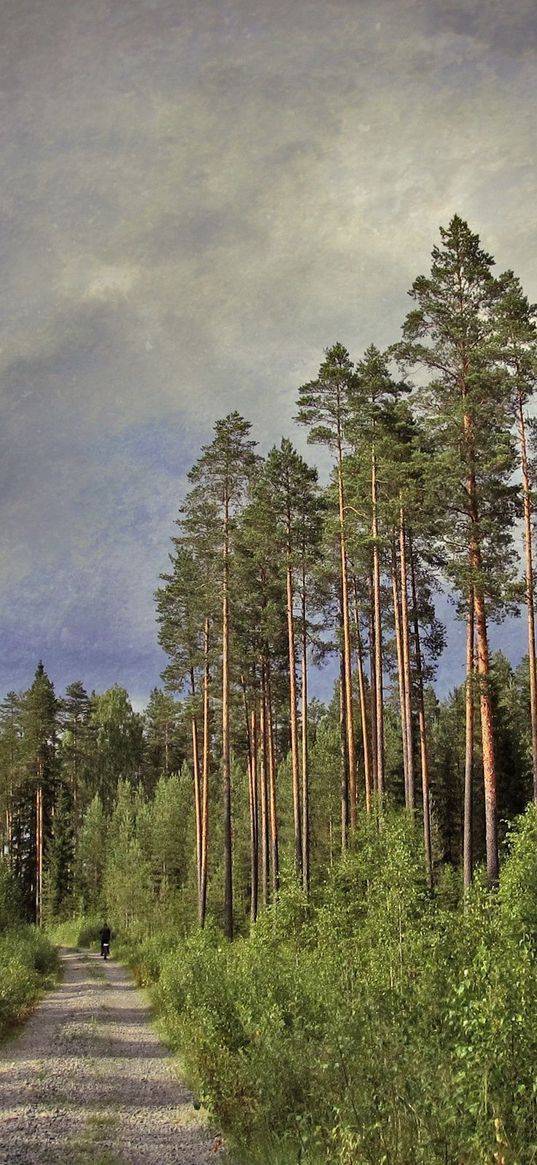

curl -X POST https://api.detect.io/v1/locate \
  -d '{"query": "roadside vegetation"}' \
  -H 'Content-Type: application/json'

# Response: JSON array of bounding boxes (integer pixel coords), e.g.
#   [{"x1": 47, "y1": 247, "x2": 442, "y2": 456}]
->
[{"x1": 0, "y1": 861, "x2": 58, "y2": 1038}]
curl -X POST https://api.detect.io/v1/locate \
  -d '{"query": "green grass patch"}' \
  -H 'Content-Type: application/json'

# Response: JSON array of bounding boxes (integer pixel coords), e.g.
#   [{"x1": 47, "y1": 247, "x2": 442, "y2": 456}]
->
[{"x1": 62, "y1": 1110, "x2": 121, "y2": 1165}]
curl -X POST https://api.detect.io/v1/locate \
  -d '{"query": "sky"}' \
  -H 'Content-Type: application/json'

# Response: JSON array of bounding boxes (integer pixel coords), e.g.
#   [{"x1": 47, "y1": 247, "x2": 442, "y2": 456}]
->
[{"x1": 1, "y1": 0, "x2": 537, "y2": 708}]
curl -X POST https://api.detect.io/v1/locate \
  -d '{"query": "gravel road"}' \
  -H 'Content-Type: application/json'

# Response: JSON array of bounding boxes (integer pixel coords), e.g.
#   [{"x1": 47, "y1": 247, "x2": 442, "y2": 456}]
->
[{"x1": 0, "y1": 948, "x2": 223, "y2": 1165}]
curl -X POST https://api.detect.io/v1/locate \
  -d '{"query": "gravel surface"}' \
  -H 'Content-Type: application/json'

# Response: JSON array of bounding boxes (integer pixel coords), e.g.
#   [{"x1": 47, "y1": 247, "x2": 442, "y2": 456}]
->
[{"x1": 0, "y1": 948, "x2": 223, "y2": 1165}]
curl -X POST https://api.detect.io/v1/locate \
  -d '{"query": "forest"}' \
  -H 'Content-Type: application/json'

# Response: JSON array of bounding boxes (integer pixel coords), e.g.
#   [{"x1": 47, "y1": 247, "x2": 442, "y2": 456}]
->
[{"x1": 2, "y1": 216, "x2": 537, "y2": 1164}]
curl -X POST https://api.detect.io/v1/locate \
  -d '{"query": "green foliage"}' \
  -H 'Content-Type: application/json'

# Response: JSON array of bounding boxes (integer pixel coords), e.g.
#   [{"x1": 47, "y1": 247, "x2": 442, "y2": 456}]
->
[
  {"x1": 498, "y1": 804, "x2": 537, "y2": 943},
  {"x1": 43, "y1": 785, "x2": 75, "y2": 921},
  {"x1": 134, "y1": 811, "x2": 537, "y2": 1165},
  {"x1": 46, "y1": 912, "x2": 103, "y2": 948},
  {"x1": 0, "y1": 923, "x2": 58, "y2": 1036},
  {"x1": 0, "y1": 858, "x2": 23, "y2": 928}
]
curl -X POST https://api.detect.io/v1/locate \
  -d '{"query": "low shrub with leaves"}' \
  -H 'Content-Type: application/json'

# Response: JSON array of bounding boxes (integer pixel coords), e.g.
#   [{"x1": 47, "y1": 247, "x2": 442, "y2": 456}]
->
[
  {"x1": 142, "y1": 810, "x2": 537, "y2": 1165},
  {"x1": 0, "y1": 861, "x2": 59, "y2": 1036}
]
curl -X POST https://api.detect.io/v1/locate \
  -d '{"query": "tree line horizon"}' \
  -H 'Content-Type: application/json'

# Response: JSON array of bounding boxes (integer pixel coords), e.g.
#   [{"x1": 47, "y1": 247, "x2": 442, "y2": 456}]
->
[{"x1": 2, "y1": 213, "x2": 537, "y2": 936}]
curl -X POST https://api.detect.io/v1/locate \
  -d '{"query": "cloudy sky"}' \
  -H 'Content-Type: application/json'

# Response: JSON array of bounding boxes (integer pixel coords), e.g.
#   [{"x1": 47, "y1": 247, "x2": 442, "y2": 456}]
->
[{"x1": 2, "y1": 0, "x2": 536, "y2": 706}]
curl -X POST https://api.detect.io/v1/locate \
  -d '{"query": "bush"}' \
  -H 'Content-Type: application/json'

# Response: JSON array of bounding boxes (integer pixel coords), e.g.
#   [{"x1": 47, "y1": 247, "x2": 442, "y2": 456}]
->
[
  {"x1": 46, "y1": 912, "x2": 103, "y2": 949},
  {"x1": 0, "y1": 925, "x2": 59, "y2": 1036},
  {"x1": 143, "y1": 811, "x2": 537, "y2": 1164}
]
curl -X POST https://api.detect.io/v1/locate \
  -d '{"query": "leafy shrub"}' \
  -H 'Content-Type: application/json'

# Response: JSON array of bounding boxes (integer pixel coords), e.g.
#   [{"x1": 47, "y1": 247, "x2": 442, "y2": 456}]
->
[
  {"x1": 145, "y1": 811, "x2": 537, "y2": 1164},
  {"x1": 0, "y1": 925, "x2": 59, "y2": 1036},
  {"x1": 46, "y1": 912, "x2": 102, "y2": 949},
  {"x1": 0, "y1": 859, "x2": 23, "y2": 929}
]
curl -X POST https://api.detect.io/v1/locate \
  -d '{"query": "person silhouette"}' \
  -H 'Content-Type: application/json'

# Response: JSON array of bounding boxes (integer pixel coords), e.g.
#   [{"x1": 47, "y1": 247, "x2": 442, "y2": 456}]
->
[{"x1": 99, "y1": 923, "x2": 111, "y2": 956}]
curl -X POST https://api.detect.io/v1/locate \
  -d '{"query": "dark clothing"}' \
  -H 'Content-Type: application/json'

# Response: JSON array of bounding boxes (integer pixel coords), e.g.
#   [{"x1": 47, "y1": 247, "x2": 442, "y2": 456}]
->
[{"x1": 100, "y1": 925, "x2": 111, "y2": 955}]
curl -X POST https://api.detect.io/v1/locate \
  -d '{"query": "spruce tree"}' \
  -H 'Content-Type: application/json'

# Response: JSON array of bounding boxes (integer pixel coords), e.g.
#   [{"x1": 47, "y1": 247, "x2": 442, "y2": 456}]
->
[
  {"x1": 59, "y1": 681, "x2": 91, "y2": 822},
  {"x1": 0, "y1": 691, "x2": 24, "y2": 862},
  {"x1": 143, "y1": 688, "x2": 185, "y2": 791}
]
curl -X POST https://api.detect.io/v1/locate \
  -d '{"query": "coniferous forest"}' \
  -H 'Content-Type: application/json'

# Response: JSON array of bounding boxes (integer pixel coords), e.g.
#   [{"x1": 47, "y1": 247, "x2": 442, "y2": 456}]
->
[{"x1": 2, "y1": 217, "x2": 537, "y2": 1163}]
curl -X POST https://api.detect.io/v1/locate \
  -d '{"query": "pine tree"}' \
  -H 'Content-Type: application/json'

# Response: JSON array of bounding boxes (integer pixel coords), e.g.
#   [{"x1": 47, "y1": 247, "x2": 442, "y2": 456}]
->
[
  {"x1": 59, "y1": 681, "x2": 91, "y2": 822},
  {"x1": 493, "y1": 270, "x2": 537, "y2": 804},
  {"x1": 235, "y1": 465, "x2": 289, "y2": 907},
  {"x1": 254, "y1": 440, "x2": 322, "y2": 888},
  {"x1": 22, "y1": 662, "x2": 58, "y2": 923},
  {"x1": 0, "y1": 691, "x2": 24, "y2": 861},
  {"x1": 346, "y1": 345, "x2": 408, "y2": 800},
  {"x1": 296, "y1": 345, "x2": 358, "y2": 830},
  {"x1": 143, "y1": 688, "x2": 185, "y2": 792},
  {"x1": 397, "y1": 216, "x2": 519, "y2": 884},
  {"x1": 157, "y1": 480, "x2": 223, "y2": 929},
  {"x1": 43, "y1": 785, "x2": 75, "y2": 921},
  {"x1": 187, "y1": 413, "x2": 258, "y2": 939}
]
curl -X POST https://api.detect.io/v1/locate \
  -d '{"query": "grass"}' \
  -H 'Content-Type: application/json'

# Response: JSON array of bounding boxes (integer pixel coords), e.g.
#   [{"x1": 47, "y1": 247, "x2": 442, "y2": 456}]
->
[
  {"x1": 62, "y1": 1110, "x2": 122, "y2": 1165},
  {"x1": 85, "y1": 961, "x2": 107, "y2": 982}
]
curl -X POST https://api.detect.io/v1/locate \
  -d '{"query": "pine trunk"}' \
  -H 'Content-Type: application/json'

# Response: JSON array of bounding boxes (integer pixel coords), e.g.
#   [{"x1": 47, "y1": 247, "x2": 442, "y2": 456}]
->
[
  {"x1": 337, "y1": 448, "x2": 357, "y2": 826},
  {"x1": 164, "y1": 720, "x2": 169, "y2": 777},
  {"x1": 222, "y1": 501, "x2": 233, "y2": 940},
  {"x1": 259, "y1": 665, "x2": 270, "y2": 907},
  {"x1": 339, "y1": 651, "x2": 349, "y2": 851},
  {"x1": 35, "y1": 776, "x2": 43, "y2": 927},
  {"x1": 369, "y1": 592, "x2": 378, "y2": 794},
  {"x1": 517, "y1": 391, "x2": 537, "y2": 805},
  {"x1": 286, "y1": 562, "x2": 302, "y2": 878},
  {"x1": 301, "y1": 580, "x2": 310, "y2": 894},
  {"x1": 409, "y1": 539, "x2": 433, "y2": 889},
  {"x1": 474, "y1": 581, "x2": 499, "y2": 885},
  {"x1": 391, "y1": 540, "x2": 409, "y2": 806},
  {"x1": 463, "y1": 594, "x2": 475, "y2": 890},
  {"x1": 399, "y1": 506, "x2": 415, "y2": 810},
  {"x1": 190, "y1": 687, "x2": 202, "y2": 925},
  {"x1": 266, "y1": 661, "x2": 280, "y2": 898},
  {"x1": 464, "y1": 405, "x2": 499, "y2": 885},
  {"x1": 5, "y1": 808, "x2": 12, "y2": 865},
  {"x1": 245, "y1": 700, "x2": 258, "y2": 924},
  {"x1": 200, "y1": 618, "x2": 210, "y2": 926},
  {"x1": 371, "y1": 450, "x2": 384, "y2": 796},
  {"x1": 352, "y1": 577, "x2": 372, "y2": 813}
]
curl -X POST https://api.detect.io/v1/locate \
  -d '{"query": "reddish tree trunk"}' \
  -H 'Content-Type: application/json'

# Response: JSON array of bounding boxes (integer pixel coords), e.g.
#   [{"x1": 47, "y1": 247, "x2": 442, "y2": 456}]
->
[
  {"x1": 391, "y1": 540, "x2": 409, "y2": 807},
  {"x1": 337, "y1": 448, "x2": 357, "y2": 826},
  {"x1": 35, "y1": 779, "x2": 43, "y2": 927},
  {"x1": 371, "y1": 450, "x2": 384, "y2": 796},
  {"x1": 301, "y1": 581, "x2": 310, "y2": 894},
  {"x1": 259, "y1": 666, "x2": 270, "y2": 907},
  {"x1": 409, "y1": 538, "x2": 433, "y2": 890},
  {"x1": 222, "y1": 496, "x2": 234, "y2": 938},
  {"x1": 352, "y1": 577, "x2": 372, "y2": 813},
  {"x1": 463, "y1": 594, "x2": 475, "y2": 891},
  {"x1": 200, "y1": 619, "x2": 211, "y2": 926},
  {"x1": 517, "y1": 391, "x2": 537, "y2": 805},
  {"x1": 399, "y1": 507, "x2": 415, "y2": 810},
  {"x1": 286, "y1": 563, "x2": 302, "y2": 878},
  {"x1": 339, "y1": 652, "x2": 349, "y2": 851},
  {"x1": 266, "y1": 661, "x2": 280, "y2": 898}
]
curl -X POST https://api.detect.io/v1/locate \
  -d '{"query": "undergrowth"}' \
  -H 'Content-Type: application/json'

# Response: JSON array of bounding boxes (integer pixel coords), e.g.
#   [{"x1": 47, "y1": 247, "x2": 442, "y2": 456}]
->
[
  {"x1": 0, "y1": 861, "x2": 59, "y2": 1037},
  {"x1": 56, "y1": 808, "x2": 537, "y2": 1165}
]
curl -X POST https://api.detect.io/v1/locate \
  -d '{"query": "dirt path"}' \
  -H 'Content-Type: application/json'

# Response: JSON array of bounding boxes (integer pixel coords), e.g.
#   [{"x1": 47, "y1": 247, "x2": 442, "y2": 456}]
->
[{"x1": 0, "y1": 948, "x2": 222, "y2": 1165}]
